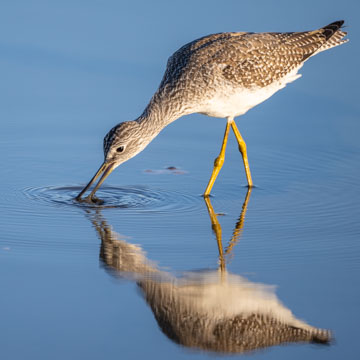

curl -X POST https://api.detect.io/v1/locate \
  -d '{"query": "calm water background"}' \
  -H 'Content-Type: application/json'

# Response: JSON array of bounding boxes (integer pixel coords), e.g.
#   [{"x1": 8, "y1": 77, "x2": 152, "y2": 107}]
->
[{"x1": 1, "y1": 0, "x2": 359, "y2": 359}]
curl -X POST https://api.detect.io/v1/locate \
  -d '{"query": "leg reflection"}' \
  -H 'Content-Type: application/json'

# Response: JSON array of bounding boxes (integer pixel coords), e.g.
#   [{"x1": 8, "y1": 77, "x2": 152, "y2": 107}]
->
[{"x1": 204, "y1": 187, "x2": 252, "y2": 272}]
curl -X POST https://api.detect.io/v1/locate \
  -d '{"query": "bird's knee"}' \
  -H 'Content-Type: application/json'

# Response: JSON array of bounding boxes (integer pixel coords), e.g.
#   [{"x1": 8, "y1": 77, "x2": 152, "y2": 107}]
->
[
  {"x1": 238, "y1": 142, "x2": 247, "y2": 154},
  {"x1": 214, "y1": 155, "x2": 225, "y2": 167}
]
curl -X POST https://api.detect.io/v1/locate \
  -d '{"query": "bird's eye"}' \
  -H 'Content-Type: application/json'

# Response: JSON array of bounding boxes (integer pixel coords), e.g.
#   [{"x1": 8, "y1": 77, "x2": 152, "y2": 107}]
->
[{"x1": 116, "y1": 146, "x2": 125, "y2": 153}]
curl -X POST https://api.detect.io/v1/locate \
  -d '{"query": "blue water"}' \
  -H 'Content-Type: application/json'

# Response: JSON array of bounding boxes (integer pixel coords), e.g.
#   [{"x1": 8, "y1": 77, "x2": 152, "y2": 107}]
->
[{"x1": 1, "y1": 1, "x2": 360, "y2": 359}]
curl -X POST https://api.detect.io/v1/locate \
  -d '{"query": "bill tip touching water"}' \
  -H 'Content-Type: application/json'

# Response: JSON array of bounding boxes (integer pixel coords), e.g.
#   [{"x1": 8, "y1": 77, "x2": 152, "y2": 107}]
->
[{"x1": 76, "y1": 20, "x2": 348, "y2": 203}]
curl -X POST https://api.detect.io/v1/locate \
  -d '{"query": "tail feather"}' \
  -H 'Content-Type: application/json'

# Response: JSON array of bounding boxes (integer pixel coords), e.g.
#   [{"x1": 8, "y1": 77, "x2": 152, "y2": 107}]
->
[
  {"x1": 317, "y1": 20, "x2": 348, "y2": 53},
  {"x1": 322, "y1": 20, "x2": 345, "y2": 40},
  {"x1": 308, "y1": 20, "x2": 348, "y2": 58}
]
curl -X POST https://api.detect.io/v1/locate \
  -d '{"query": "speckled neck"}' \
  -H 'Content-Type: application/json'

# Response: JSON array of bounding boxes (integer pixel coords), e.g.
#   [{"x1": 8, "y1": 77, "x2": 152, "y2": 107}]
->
[{"x1": 135, "y1": 92, "x2": 184, "y2": 142}]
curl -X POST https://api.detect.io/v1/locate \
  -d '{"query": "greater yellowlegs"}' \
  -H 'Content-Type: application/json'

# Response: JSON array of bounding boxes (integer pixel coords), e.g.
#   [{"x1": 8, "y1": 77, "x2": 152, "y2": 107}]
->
[{"x1": 77, "y1": 21, "x2": 347, "y2": 202}]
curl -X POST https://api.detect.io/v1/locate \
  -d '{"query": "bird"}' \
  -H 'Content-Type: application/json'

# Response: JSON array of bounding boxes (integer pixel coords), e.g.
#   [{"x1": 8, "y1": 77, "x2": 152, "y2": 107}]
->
[{"x1": 76, "y1": 21, "x2": 348, "y2": 202}]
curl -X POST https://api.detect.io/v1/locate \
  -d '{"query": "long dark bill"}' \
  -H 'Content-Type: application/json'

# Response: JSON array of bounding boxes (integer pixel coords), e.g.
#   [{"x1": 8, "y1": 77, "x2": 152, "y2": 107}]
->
[{"x1": 76, "y1": 162, "x2": 115, "y2": 201}]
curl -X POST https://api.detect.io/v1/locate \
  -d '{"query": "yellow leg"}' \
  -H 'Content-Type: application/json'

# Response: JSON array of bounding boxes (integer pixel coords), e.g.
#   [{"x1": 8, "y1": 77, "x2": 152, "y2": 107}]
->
[
  {"x1": 203, "y1": 121, "x2": 231, "y2": 196},
  {"x1": 230, "y1": 119, "x2": 253, "y2": 187}
]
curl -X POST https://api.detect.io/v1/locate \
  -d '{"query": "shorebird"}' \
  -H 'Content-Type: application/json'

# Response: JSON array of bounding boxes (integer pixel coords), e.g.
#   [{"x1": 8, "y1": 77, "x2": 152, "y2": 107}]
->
[{"x1": 77, "y1": 21, "x2": 348, "y2": 202}]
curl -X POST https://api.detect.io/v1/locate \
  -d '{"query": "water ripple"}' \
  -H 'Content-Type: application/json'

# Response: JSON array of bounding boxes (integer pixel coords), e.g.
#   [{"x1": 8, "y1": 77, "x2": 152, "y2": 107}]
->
[{"x1": 23, "y1": 185, "x2": 202, "y2": 213}]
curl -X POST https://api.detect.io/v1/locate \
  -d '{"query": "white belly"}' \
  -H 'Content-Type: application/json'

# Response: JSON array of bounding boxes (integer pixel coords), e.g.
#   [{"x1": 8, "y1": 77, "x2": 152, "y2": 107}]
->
[{"x1": 199, "y1": 68, "x2": 302, "y2": 119}]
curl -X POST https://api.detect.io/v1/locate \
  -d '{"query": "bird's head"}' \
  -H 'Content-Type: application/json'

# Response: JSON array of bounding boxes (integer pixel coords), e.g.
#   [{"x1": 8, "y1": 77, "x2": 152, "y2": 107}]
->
[
  {"x1": 103, "y1": 121, "x2": 146, "y2": 165},
  {"x1": 76, "y1": 121, "x2": 147, "y2": 202}
]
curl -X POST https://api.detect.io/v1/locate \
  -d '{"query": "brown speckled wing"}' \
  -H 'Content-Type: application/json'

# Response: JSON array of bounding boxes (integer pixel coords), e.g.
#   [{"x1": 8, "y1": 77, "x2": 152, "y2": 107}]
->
[
  {"x1": 215, "y1": 28, "x2": 346, "y2": 88},
  {"x1": 160, "y1": 21, "x2": 347, "y2": 90}
]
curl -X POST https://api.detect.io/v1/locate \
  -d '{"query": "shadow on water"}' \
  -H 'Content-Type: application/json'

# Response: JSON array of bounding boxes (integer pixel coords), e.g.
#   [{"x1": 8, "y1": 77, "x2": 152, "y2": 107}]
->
[{"x1": 84, "y1": 189, "x2": 331, "y2": 355}]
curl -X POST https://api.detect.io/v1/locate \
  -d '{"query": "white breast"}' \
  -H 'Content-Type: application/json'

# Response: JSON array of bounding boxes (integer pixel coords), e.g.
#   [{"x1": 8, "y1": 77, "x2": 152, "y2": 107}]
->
[{"x1": 199, "y1": 67, "x2": 302, "y2": 119}]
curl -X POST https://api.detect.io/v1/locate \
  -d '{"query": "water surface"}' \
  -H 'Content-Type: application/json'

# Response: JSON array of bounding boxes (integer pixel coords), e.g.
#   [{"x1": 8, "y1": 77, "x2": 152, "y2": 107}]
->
[{"x1": 1, "y1": 1, "x2": 360, "y2": 359}]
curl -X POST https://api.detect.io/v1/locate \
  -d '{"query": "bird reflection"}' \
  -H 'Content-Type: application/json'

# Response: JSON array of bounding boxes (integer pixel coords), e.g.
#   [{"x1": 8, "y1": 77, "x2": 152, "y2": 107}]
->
[{"x1": 86, "y1": 189, "x2": 331, "y2": 354}]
